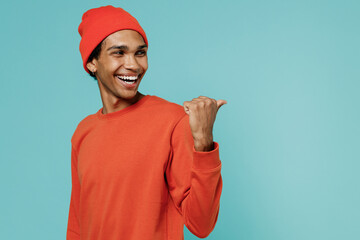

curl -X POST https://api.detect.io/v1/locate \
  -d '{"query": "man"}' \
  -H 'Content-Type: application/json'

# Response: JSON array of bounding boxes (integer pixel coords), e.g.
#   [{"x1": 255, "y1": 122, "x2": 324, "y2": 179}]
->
[{"x1": 67, "y1": 5, "x2": 226, "y2": 240}]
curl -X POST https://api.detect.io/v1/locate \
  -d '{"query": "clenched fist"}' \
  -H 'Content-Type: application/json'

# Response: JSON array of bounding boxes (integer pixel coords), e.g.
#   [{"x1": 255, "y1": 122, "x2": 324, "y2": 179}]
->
[{"x1": 183, "y1": 96, "x2": 227, "y2": 151}]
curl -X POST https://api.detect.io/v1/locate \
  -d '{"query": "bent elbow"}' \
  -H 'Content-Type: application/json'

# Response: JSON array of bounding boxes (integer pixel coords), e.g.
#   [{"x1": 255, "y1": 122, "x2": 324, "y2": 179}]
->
[
  {"x1": 186, "y1": 209, "x2": 220, "y2": 238},
  {"x1": 187, "y1": 222, "x2": 215, "y2": 238}
]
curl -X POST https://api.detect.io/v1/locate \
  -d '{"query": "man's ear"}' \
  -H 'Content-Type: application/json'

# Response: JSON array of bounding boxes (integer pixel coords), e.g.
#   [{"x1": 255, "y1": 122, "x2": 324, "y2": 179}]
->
[{"x1": 86, "y1": 59, "x2": 97, "y2": 73}]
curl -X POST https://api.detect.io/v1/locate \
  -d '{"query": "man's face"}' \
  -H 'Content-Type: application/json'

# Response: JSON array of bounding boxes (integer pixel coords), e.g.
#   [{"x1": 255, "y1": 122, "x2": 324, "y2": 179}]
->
[{"x1": 87, "y1": 30, "x2": 148, "y2": 101}]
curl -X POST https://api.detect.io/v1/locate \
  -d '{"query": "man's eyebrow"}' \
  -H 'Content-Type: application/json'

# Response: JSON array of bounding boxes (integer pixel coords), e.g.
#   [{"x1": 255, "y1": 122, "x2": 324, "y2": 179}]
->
[
  {"x1": 137, "y1": 44, "x2": 148, "y2": 50},
  {"x1": 107, "y1": 45, "x2": 128, "y2": 51},
  {"x1": 107, "y1": 44, "x2": 148, "y2": 51}
]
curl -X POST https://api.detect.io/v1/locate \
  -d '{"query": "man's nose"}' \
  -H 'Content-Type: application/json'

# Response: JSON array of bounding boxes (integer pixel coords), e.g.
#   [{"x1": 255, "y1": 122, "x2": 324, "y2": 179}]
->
[{"x1": 123, "y1": 55, "x2": 140, "y2": 71}]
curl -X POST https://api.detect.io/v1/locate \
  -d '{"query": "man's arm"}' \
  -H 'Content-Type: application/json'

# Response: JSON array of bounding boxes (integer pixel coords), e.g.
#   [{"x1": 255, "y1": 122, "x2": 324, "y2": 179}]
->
[
  {"x1": 166, "y1": 113, "x2": 223, "y2": 238},
  {"x1": 66, "y1": 145, "x2": 81, "y2": 240}
]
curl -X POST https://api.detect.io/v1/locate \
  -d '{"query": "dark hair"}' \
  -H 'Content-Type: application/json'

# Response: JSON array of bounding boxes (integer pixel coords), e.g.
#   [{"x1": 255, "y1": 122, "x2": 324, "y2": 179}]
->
[{"x1": 87, "y1": 40, "x2": 104, "y2": 80}]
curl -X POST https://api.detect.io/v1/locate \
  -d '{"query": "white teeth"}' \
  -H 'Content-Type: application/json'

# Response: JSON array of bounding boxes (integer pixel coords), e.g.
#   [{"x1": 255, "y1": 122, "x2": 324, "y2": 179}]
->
[{"x1": 117, "y1": 75, "x2": 138, "y2": 81}]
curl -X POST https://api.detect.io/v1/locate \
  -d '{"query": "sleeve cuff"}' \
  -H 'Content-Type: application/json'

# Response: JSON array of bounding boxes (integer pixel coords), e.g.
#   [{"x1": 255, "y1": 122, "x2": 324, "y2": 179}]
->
[{"x1": 192, "y1": 141, "x2": 221, "y2": 169}]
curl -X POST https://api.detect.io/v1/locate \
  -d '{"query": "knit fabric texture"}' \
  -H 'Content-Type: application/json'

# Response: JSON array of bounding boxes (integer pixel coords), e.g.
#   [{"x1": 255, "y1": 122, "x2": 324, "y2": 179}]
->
[{"x1": 66, "y1": 95, "x2": 223, "y2": 240}]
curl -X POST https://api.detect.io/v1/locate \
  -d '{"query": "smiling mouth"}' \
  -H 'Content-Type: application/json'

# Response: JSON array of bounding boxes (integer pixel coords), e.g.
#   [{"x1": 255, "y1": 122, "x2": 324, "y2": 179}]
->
[
  {"x1": 116, "y1": 74, "x2": 140, "y2": 84},
  {"x1": 117, "y1": 75, "x2": 138, "y2": 82}
]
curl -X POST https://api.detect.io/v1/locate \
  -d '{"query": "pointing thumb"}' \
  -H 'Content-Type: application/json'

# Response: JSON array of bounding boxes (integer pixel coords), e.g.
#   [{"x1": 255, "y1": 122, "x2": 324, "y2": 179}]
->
[{"x1": 216, "y1": 99, "x2": 227, "y2": 111}]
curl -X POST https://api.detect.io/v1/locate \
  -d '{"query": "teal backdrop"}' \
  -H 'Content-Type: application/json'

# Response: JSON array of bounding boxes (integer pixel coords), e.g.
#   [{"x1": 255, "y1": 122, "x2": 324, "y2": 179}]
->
[{"x1": 1, "y1": 0, "x2": 359, "y2": 239}]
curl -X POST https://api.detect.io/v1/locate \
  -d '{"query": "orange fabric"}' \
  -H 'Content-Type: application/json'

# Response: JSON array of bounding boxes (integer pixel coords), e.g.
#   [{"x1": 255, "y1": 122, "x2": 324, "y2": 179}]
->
[{"x1": 66, "y1": 95, "x2": 223, "y2": 240}]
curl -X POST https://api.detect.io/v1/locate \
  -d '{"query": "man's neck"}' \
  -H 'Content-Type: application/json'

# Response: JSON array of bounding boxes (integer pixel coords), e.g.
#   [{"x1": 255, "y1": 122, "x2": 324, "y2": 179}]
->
[{"x1": 101, "y1": 92, "x2": 145, "y2": 114}]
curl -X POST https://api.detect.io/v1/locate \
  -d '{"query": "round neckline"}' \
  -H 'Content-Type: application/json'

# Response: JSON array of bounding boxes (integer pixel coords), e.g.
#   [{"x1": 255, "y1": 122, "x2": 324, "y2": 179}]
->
[{"x1": 96, "y1": 95, "x2": 151, "y2": 120}]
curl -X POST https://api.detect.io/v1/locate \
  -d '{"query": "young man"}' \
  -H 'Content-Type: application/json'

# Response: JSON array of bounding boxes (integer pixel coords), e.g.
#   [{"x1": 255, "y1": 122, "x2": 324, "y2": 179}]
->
[{"x1": 67, "y1": 5, "x2": 227, "y2": 240}]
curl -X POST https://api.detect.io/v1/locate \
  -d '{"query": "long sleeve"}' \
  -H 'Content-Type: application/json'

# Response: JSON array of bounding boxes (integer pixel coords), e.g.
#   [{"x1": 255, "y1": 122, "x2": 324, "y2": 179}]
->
[
  {"x1": 166, "y1": 114, "x2": 223, "y2": 238},
  {"x1": 66, "y1": 144, "x2": 81, "y2": 240}
]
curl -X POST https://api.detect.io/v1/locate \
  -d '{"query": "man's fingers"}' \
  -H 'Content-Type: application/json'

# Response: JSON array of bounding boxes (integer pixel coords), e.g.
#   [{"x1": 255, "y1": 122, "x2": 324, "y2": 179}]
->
[
  {"x1": 183, "y1": 101, "x2": 191, "y2": 115},
  {"x1": 185, "y1": 98, "x2": 227, "y2": 114}
]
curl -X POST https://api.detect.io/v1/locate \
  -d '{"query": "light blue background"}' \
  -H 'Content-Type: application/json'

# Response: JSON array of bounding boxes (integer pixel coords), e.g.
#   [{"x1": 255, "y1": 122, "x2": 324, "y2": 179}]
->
[{"x1": 1, "y1": 0, "x2": 359, "y2": 239}]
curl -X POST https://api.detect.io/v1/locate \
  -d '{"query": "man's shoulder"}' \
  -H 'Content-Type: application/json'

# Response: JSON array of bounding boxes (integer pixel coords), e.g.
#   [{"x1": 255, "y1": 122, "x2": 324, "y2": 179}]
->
[
  {"x1": 70, "y1": 112, "x2": 98, "y2": 146},
  {"x1": 147, "y1": 95, "x2": 186, "y2": 119},
  {"x1": 77, "y1": 113, "x2": 98, "y2": 128},
  {"x1": 148, "y1": 95, "x2": 183, "y2": 108}
]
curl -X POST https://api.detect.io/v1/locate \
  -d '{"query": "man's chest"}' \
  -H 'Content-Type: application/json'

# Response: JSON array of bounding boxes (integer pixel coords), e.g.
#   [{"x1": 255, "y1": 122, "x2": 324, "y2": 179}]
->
[{"x1": 76, "y1": 120, "x2": 173, "y2": 188}]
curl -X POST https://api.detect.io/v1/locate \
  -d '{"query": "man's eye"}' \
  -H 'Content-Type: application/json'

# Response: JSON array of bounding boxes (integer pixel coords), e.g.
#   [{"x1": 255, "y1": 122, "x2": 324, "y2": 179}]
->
[
  {"x1": 115, "y1": 51, "x2": 124, "y2": 55},
  {"x1": 136, "y1": 51, "x2": 146, "y2": 56}
]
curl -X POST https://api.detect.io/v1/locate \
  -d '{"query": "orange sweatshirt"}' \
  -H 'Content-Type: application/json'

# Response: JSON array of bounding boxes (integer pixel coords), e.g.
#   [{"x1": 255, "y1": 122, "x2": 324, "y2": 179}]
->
[{"x1": 66, "y1": 95, "x2": 223, "y2": 240}]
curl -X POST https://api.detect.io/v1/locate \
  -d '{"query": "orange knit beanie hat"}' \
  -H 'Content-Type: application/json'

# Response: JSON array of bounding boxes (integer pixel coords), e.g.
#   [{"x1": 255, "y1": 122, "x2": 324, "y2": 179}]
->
[{"x1": 78, "y1": 5, "x2": 148, "y2": 74}]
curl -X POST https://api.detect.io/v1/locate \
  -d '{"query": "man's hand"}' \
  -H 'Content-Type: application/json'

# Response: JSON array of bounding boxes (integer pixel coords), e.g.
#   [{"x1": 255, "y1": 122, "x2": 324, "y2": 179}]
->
[{"x1": 183, "y1": 96, "x2": 227, "y2": 151}]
